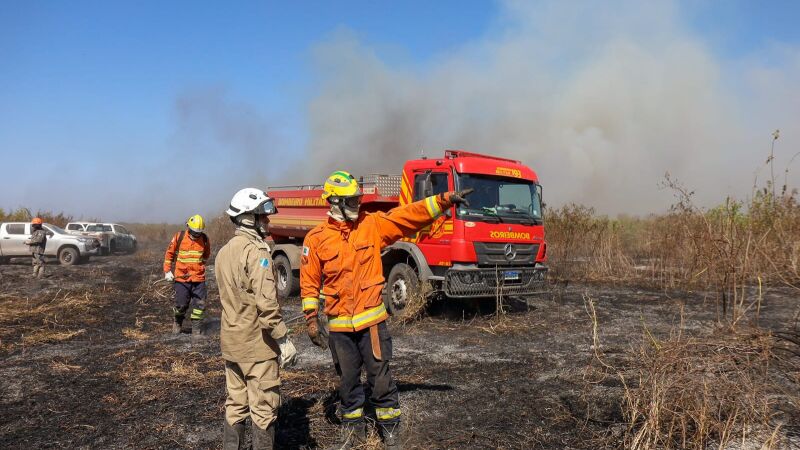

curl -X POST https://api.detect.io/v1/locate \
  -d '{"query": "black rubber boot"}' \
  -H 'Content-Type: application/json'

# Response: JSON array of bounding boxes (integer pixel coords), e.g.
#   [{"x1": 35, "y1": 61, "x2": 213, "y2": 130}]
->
[
  {"x1": 172, "y1": 317, "x2": 183, "y2": 334},
  {"x1": 328, "y1": 420, "x2": 367, "y2": 450},
  {"x1": 251, "y1": 423, "x2": 275, "y2": 450},
  {"x1": 191, "y1": 319, "x2": 202, "y2": 342},
  {"x1": 222, "y1": 420, "x2": 245, "y2": 450},
  {"x1": 379, "y1": 421, "x2": 402, "y2": 450}
]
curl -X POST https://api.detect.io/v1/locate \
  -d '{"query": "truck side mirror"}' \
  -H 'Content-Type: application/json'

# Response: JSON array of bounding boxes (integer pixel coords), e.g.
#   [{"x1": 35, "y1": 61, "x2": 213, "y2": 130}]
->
[
  {"x1": 536, "y1": 184, "x2": 544, "y2": 211},
  {"x1": 422, "y1": 170, "x2": 433, "y2": 197}
]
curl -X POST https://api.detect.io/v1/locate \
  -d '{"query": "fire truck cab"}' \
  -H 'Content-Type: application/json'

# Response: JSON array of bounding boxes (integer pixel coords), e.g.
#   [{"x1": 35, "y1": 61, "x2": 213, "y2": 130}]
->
[{"x1": 267, "y1": 150, "x2": 548, "y2": 312}]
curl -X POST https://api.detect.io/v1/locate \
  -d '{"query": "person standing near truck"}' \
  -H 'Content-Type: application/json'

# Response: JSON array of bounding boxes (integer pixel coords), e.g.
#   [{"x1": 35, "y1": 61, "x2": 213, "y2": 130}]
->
[
  {"x1": 215, "y1": 187, "x2": 297, "y2": 450},
  {"x1": 24, "y1": 217, "x2": 47, "y2": 279},
  {"x1": 300, "y1": 171, "x2": 472, "y2": 449},
  {"x1": 163, "y1": 214, "x2": 210, "y2": 339}
]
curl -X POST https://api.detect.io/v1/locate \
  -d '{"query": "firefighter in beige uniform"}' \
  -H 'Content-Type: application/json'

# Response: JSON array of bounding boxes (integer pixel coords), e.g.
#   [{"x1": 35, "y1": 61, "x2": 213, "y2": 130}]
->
[{"x1": 216, "y1": 187, "x2": 297, "y2": 450}]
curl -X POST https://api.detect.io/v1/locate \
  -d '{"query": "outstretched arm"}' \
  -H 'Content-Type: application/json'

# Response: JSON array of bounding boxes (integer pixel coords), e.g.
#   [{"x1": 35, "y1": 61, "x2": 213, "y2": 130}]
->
[{"x1": 372, "y1": 189, "x2": 473, "y2": 248}]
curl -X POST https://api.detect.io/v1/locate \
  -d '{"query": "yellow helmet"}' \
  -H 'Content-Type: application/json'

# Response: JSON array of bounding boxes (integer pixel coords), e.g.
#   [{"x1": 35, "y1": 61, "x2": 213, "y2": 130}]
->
[
  {"x1": 186, "y1": 214, "x2": 205, "y2": 233},
  {"x1": 322, "y1": 170, "x2": 361, "y2": 200}
]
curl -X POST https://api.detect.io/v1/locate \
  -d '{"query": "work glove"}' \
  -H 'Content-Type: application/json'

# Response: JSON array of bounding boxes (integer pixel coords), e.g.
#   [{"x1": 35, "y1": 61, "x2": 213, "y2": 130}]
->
[
  {"x1": 277, "y1": 336, "x2": 297, "y2": 369},
  {"x1": 24, "y1": 240, "x2": 31, "y2": 245},
  {"x1": 164, "y1": 271, "x2": 174, "y2": 281},
  {"x1": 441, "y1": 188, "x2": 475, "y2": 207},
  {"x1": 306, "y1": 317, "x2": 328, "y2": 350}
]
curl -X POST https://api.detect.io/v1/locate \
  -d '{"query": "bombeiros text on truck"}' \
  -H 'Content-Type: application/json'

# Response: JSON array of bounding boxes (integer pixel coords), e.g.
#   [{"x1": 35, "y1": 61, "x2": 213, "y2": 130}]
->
[{"x1": 265, "y1": 150, "x2": 547, "y2": 312}]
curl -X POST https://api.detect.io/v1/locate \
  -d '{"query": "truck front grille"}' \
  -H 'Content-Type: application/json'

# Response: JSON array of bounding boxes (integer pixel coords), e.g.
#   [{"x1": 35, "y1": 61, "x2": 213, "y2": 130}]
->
[
  {"x1": 444, "y1": 266, "x2": 548, "y2": 298},
  {"x1": 473, "y1": 242, "x2": 539, "y2": 266}
]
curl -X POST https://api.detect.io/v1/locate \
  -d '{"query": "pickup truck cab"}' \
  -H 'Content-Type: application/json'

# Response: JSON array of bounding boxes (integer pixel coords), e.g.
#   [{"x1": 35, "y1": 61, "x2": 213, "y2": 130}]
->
[
  {"x1": 0, "y1": 222, "x2": 101, "y2": 265},
  {"x1": 65, "y1": 222, "x2": 137, "y2": 255}
]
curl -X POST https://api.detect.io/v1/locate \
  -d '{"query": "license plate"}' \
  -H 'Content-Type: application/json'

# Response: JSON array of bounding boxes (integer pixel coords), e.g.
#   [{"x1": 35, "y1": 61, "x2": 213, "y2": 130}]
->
[{"x1": 504, "y1": 271, "x2": 520, "y2": 281}]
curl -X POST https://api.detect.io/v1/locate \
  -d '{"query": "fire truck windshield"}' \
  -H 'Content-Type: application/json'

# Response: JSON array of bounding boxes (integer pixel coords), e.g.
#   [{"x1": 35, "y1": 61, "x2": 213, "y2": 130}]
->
[{"x1": 456, "y1": 174, "x2": 542, "y2": 224}]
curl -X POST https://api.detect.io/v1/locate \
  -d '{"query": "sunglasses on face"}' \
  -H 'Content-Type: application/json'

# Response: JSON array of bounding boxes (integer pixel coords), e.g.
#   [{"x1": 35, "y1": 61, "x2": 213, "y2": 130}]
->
[{"x1": 342, "y1": 196, "x2": 362, "y2": 208}]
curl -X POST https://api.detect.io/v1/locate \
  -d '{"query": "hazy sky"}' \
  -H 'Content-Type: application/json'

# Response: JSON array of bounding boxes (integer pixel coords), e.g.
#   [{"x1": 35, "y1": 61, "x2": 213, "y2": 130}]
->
[{"x1": 2, "y1": 1, "x2": 799, "y2": 222}]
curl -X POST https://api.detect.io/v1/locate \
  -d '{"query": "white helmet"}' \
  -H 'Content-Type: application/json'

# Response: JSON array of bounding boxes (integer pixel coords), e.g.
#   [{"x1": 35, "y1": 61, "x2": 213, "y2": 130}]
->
[{"x1": 226, "y1": 188, "x2": 278, "y2": 217}]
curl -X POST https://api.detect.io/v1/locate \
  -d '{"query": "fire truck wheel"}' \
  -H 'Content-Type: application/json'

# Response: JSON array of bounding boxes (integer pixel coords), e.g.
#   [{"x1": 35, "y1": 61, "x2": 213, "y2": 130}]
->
[
  {"x1": 384, "y1": 263, "x2": 419, "y2": 315},
  {"x1": 274, "y1": 254, "x2": 299, "y2": 300}
]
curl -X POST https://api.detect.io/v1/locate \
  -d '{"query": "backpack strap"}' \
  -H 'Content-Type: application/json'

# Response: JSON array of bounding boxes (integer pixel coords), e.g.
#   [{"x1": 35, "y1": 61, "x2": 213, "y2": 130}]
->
[{"x1": 170, "y1": 230, "x2": 186, "y2": 274}]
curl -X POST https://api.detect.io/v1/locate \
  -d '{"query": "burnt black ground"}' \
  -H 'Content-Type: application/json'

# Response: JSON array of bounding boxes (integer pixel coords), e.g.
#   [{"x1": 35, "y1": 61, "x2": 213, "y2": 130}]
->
[{"x1": 1, "y1": 246, "x2": 798, "y2": 449}]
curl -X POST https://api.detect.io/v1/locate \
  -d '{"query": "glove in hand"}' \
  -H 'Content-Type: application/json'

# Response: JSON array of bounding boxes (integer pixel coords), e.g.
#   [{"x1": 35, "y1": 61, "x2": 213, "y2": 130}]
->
[
  {"x1": 277, "y1": 336, "x2": 298, "y2": 368},
  {"x1": 306, "y1": 317, "x2": 328, "y2": 350},
  {"x1": 164, "y1": 272, "x2": 175, "y2": 282},
  {"x1": 443, "y1": 188, "x2": 475, "y2": 207}
]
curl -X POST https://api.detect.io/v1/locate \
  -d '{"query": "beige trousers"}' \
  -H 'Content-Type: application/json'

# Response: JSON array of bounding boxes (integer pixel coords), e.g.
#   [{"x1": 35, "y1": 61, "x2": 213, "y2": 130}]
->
[{"x1": 224, "y1": 359, "x2": 281, "y2": 429}]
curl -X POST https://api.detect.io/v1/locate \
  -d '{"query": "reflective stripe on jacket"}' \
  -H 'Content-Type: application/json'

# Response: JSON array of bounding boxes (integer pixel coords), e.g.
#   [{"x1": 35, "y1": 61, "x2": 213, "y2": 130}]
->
[
  {"x1": 300, "y1": 195, "x2": 451, "y2": 332},
  {"x1": 216, "y1": 228, "x2": 287, "y2": 362},
  {"x1": 162, "y1": 231, "x2": 210, "y2": 282}
]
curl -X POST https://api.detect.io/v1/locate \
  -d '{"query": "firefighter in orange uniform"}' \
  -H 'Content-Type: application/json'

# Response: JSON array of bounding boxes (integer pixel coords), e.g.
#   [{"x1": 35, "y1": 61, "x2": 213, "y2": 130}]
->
[
  {"x1": 300, "y1": 171, "x2": 472, "y2": 449},
  {"x1": 163, "y1": 214, "x2": 211, "y2": 340}
]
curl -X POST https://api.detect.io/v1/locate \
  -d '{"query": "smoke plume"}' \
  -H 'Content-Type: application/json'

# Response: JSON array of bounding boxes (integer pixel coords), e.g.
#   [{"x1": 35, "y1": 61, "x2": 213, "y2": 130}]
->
[{"x1": 298, "y1": 0, "x2": 800, "y2": 213}]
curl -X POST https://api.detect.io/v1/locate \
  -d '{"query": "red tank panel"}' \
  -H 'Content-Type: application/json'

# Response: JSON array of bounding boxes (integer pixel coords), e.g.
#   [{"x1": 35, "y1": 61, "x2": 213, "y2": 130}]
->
[{"x1": 266, "y1": 175, "x2": 402, "y2": 239}]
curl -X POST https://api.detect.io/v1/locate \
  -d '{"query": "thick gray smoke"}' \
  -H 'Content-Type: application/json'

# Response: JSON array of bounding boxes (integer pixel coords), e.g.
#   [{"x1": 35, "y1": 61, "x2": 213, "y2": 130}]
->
[
  {"x1": 299, "y1": 0, "x2": 800, "y2": 213},
  {"x1": 92, "y1": 88, "x2": 290, "y2": 223},
  {"x1": 145, "y1": 87, "x2": 302, "y2": 222},
  {"x1": 9, "y1": 1, "x2": 798, "y2": 222}
]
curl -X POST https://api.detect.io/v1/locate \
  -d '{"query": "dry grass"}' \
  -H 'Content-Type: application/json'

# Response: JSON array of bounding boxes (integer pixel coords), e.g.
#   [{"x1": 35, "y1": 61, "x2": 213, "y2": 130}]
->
[
  {"x1": 50, "y1": 359, "x2": 85, "y2": 373},
  {"x1": 0, "y1": 290, "x2": 102, "y2": 353},
  {"x1": 583, "y1": 295, "x2": 798, "y2": 450},
  {"x1": 22, "y1": 328, "x2": 86, "y2": 345},
  {"x1": 621, "y1": 332, "x2": 781, "y2": 449},
  {"x1": 125, "y1": 214, "x2": 234, "y2": 250},
  {"x1": 124, "y1": 222, "x2": 182, "y2": 244},
  {"x1": 547, "y1": 175, "x2": 800, "y2": 326},
  {"x1": 121, "y1": 327, "x2": 149, "y2": 340},
  {"x1": 119, "y1": 351, "x2": 219, "y2": 387},
  {"x1": 204, "y1": 213, "x2": 236, "y2": 249},
  {"x1": 282, "y1": 368, "x2": 338, "y2": 397},
  {"x1": 132, "y1": 247, "x2": 157, "y2": 264},
  {"x1": 394, "y1": 281, "x2": 434, "y2": 324}
]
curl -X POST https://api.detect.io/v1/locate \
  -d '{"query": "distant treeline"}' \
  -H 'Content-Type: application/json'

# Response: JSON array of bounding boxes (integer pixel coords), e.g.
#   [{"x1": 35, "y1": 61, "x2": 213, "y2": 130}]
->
[{"x1": 0, "y1": 208, "x2": 76, "y2": 228}]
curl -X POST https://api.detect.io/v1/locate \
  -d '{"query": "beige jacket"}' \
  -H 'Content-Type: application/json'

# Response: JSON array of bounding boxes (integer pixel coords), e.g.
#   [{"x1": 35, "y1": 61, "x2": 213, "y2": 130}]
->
[{"x1": 216, "y1": 228, "x2": 288, "y2": 362}]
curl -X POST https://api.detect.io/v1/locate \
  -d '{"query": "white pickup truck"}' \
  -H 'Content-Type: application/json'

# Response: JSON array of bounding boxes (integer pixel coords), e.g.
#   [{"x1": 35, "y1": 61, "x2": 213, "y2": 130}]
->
[
  {"x1": 0, "y1": 222, "x2": 101, "y2": 265},
  {"x1": 65, "y1": 222, "x2": 137, "y2": 255}
]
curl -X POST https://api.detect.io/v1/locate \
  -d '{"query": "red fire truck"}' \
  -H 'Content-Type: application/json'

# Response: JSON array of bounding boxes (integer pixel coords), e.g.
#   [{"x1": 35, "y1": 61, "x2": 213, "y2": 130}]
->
[{"x1": 266, "y1": 150, "x2": 547, "y2": 312}]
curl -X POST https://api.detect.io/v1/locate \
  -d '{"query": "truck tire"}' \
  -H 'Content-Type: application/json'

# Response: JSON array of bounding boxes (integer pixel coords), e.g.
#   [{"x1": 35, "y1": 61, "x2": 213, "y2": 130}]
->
[
  {"x1": 383, "y1": 263, "x2": 419, "y2": 315},
  {"x1": 58, "y1": 247, "x2": 80, "y2": 265},
  {"x1": 274, "y1": 254, "x2": 299, "y2": 300}
]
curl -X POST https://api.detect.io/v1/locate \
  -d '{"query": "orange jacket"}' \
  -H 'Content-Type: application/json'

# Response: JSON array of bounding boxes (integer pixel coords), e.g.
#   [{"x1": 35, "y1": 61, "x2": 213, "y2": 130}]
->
[
  {"x1": 300, "y1": 195, "x2": 452, "y2": 332},
  {"x1": 163, "y1": 231, "x2": 211, "y2": 282}
]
